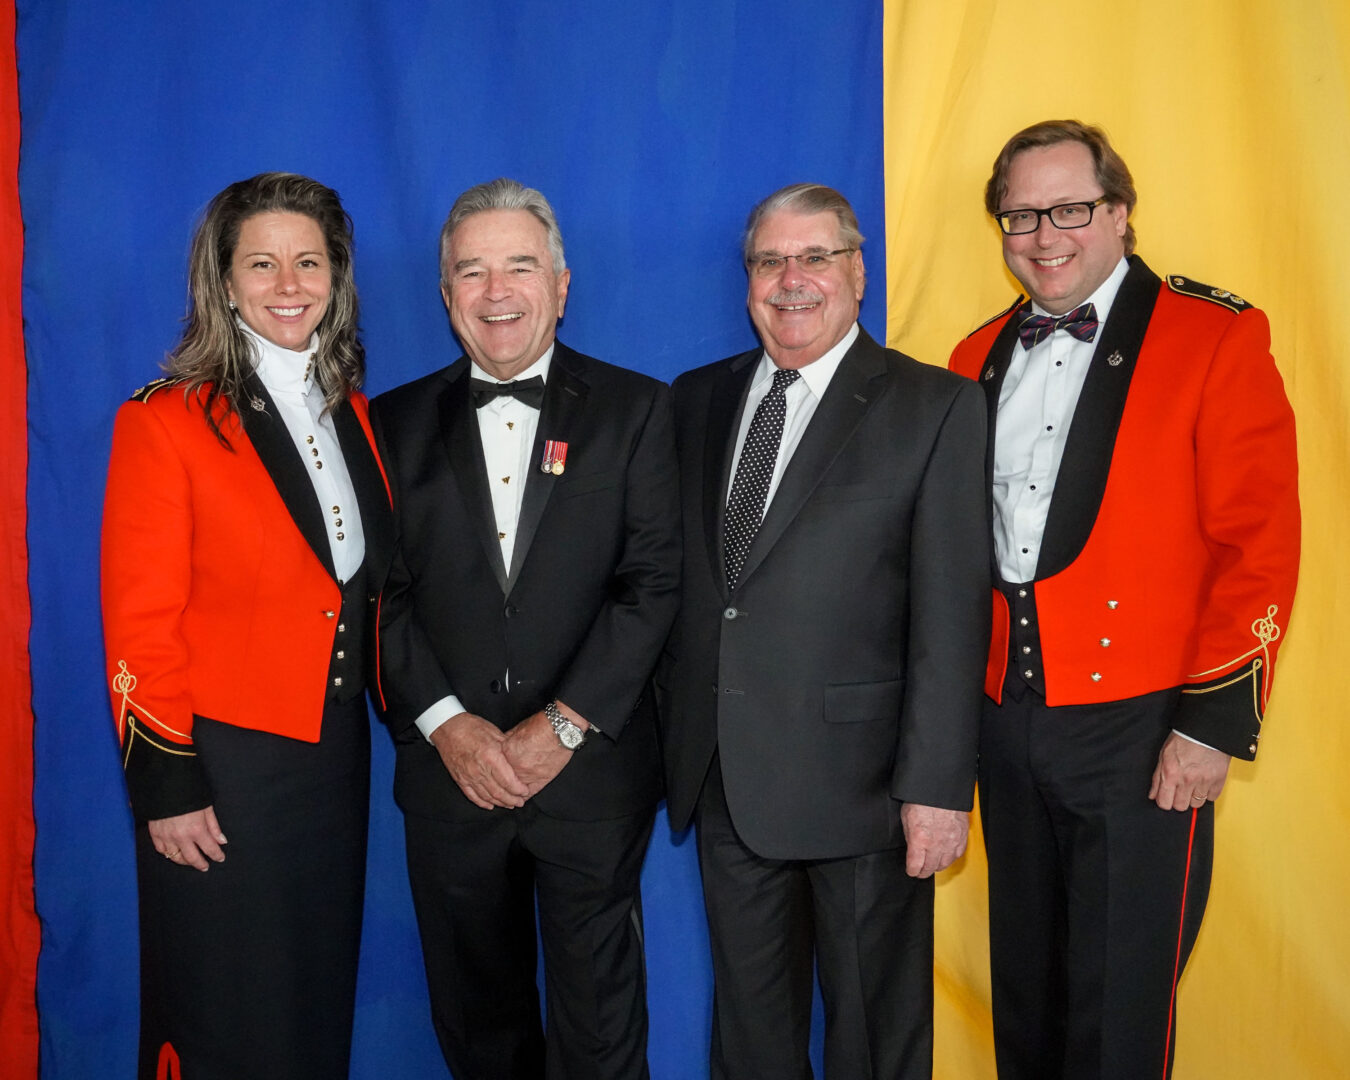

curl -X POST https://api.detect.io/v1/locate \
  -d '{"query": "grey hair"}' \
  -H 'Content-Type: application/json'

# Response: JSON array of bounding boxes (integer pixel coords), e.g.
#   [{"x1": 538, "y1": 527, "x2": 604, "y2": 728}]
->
[
  {"x1": 742, "y1": 183, "x2": 865, "y2": 262},
  {"x1": 167, "y1": 172, "x2": 363, "y2": 446},
  {"x1": 439, "y1": 178, "x2": 567, "y2": 282}
]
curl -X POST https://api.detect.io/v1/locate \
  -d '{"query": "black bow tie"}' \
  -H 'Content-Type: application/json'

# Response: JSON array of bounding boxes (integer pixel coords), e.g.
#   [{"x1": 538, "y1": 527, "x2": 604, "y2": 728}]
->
[
  {"x1": 1017, "y1": 303, "x2": 1099, "y2": 350},
  {"x1": 471, "y1": 376, "x2": 545, "y2": 409}
]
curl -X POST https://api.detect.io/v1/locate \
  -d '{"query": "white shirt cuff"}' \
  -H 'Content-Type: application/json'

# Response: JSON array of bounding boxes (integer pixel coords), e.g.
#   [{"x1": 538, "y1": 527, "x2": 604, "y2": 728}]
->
[
  {"x1": 415, "y1": 695, "x2": 466, "y2": 741},
  {"x1": 1171, "y1": 728, "x2": 1221, "y2": 753}
]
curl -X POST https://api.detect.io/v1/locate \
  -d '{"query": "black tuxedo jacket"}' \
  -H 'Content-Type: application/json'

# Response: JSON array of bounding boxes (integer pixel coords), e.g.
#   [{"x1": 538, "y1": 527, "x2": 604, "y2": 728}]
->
[
  {"x1": 370, "y1": 342, "x2": 680, "y2": 823},
  {"x1": 658, "y1": 328, "x2": 990, "y2": 860}
]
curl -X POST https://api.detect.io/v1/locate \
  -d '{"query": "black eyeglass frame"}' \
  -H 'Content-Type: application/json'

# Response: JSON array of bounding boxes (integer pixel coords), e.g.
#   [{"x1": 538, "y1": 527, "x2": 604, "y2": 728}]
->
[
  {"x1": 746, "y1": 248, "x2": 856, "y2": 276},
  {"x1": 992, "y1": 197, "x2": 1110, "y2": 236}
]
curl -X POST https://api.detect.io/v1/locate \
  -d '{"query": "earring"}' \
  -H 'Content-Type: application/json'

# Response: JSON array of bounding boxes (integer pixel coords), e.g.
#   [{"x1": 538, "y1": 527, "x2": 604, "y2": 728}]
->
[{"x1": 228, "y1": 300, "x2": 237, "y2": 310}]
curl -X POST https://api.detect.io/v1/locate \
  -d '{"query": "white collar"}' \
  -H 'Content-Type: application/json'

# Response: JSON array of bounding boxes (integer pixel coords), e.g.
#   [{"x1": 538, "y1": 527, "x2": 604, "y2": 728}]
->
[
  {"x1": 470, "y1": 343, "x2": 555, "y2": 385},
  {"x1": 758, "y1": 321, "x2": 859, "y2": 398},
  {"x1": 242, "y1": 318, "x2": 319, "y2": 396}
]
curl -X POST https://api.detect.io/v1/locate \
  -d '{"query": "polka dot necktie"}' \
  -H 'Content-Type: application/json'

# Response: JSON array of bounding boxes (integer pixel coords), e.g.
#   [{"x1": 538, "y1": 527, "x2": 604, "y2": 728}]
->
[{"x1": 724, "y1": 367, "x2": 800, "y2": 590}]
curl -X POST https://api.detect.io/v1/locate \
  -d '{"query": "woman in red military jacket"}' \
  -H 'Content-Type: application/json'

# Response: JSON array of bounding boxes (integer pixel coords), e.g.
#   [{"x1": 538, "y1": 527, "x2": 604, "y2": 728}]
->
[{"x1": 101, "y1": 173, "x2": 391, "y2": 1080}]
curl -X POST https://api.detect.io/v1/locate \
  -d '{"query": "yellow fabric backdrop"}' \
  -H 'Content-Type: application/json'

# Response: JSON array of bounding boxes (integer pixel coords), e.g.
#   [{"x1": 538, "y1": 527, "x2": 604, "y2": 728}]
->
[{"x1": 883, "y1": 2, "x2": 1350, "y2": 1075}]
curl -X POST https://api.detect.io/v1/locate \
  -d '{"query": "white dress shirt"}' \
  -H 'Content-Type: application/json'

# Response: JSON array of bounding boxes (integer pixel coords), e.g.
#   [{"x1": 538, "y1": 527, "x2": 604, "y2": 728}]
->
[
  {"x1": 414, "y1": 346, "x2": 555, "y2": 740},
  {"x1": 245, "y1": 322, "x2": 365, "y2": 583},
  {"x1": 992, "y1": 258, "x2": 1129, "y2": 582},
  {"x1": 726, "y1": 322, "x2": 859, "y2": 508}
]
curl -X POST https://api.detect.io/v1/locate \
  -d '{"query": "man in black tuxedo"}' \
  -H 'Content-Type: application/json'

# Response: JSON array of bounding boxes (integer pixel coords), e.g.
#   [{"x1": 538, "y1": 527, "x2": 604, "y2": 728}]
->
[
  {"x1": 371, "y1": 178, "x2": 680, "y2": 1080},
  {"x1": 658, "y1": 183, "x2": 990, "y2": 1079}
]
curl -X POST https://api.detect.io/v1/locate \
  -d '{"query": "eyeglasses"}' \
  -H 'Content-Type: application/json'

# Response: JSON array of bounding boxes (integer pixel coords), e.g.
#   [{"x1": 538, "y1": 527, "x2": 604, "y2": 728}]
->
[
  {"x1": 993, "y1": 198, "x2": 1109, "y2": 236},
  {"x1": 747, "y1": 248, "x2": 855, "y2": 277}
]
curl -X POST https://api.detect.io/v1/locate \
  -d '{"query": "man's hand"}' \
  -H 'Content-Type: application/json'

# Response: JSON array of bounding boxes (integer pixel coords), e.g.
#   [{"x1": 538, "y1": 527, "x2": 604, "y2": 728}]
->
[
  {"x1": 429, "y1": 712, "x2": 530, "y2": 810},
  {"x1": 501, "y1": 702, "x2": 588, "y2": 798},
  {"x1": 148, "y1": 806, "x2": 228, "y2": 871},
  {"x1": 900, "y1": 803, "x2": 969, "y2": 878},
  {"x1": 1149, "y1": 732, "x2": 1231, "y2": 811}
]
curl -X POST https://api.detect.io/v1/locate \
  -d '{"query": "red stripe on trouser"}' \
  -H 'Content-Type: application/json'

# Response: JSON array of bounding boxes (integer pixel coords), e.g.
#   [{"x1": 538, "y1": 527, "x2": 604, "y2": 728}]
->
[
  {"x1": 156, "y1": 1041, "x2": 181, "y2": 1080},
  {"x1": 1162, "y1": 807, "x2": 1199, "y2": 1079}
]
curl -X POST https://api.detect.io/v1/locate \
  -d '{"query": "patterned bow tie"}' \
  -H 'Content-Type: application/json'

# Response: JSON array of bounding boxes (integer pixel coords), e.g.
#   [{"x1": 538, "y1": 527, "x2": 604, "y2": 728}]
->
[
  {"x1": 1017, "y1": 303, "x2": 1099, "y2": 350},
  {"x1": 471, "y1": 375, "x2": 545, "y2": 409}
]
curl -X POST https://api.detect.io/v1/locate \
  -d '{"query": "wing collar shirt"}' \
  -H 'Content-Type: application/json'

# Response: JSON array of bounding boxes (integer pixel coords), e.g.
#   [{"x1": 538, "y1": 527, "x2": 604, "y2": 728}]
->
[
  {"x1": 414, "y1": 344, "x2": 555, "y2": 740},
  {"x1": 992, "y1": 257, "x2": 1128, "y2": 583},
  {"x1": 726, "y1": 321, "x2": 859, "y2": 508},
  {"x1": 244, "y1": 321, "x2": 365, "y2": 583}
]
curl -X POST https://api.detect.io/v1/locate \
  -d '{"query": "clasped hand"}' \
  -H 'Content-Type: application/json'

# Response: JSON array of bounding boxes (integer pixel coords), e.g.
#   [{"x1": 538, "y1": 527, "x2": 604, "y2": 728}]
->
[{"x1": 430, "y1": 709, "x2": 577, "y2": 810}]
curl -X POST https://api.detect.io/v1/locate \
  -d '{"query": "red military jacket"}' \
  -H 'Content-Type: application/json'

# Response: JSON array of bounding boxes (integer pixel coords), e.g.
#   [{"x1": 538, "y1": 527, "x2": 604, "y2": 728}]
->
[
  {"x1": 948, "y1": 257, "x2": 1299, "y2": 759},
  {"x1": 101, "y1": 375, "x2": 391, "y2": 818}
]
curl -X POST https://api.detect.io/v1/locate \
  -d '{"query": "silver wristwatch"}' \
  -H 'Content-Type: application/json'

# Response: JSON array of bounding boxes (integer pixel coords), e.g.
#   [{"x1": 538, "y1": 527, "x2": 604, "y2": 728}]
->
[{"x1": 545, "y1": 700, "x2": 586, "y2": 750}]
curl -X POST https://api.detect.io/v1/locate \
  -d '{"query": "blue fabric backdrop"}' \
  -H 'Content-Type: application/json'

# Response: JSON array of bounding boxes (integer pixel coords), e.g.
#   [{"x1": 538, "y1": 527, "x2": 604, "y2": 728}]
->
[{"x1": 22, "y1": 3, "x2": 885, "y2": 1075}]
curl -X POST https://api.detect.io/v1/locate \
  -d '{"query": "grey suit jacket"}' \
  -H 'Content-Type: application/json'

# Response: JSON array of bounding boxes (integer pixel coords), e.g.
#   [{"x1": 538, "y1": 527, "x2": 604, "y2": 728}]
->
[{"x1": 658, "y1": 328, "x2": 990, "y2": 860}]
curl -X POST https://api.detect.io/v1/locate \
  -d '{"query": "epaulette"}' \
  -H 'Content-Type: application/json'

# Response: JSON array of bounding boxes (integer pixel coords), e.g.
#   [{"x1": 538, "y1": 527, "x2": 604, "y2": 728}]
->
[
  {"x1": 1166, "y1": 275, "x2": 1253, "y2": 313},
  {"x1": 966, "y1": 296, "x2": 1025, "y2": 338},
  {"x1": 128, "y1": 376, "x2": 179, "y2": 402}
]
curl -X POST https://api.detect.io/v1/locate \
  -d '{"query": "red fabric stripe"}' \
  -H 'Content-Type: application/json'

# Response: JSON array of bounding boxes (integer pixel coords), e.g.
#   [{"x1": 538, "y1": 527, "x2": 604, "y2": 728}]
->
[
  {"x1": 155, "y1": 1042, "x2": 182, "y2": 1080},
  {"x1": 0, "y1": 2, "x2": 40, "y2": 1077},
  {"x1": 1162, "y1": 807, "x2": 1200, "y2": 1079}
]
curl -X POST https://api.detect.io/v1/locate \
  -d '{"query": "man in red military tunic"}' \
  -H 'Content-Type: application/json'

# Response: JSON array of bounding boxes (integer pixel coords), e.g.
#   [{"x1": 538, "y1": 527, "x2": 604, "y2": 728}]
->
[{"x1": 948, "y1": 120, "x2": 1300, "y2": 1080}]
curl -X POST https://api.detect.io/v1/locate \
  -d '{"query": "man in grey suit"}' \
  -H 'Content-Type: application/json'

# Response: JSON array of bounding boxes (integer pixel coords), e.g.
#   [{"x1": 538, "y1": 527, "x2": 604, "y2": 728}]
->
[{"x1": 659, "y1": 183, "x2": 990, "y2": 1079}]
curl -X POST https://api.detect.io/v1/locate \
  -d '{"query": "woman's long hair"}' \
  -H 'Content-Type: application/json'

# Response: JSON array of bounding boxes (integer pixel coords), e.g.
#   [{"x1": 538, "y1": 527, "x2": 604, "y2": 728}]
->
[{"x1": 168, "y1": 172, "x2": 363, "y2": 444}]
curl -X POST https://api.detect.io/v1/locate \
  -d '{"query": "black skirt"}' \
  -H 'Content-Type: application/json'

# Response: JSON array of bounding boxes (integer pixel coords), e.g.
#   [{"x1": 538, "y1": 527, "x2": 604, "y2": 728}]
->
[{"x1": 135, "y1": 696, "x2": 370, "y2": 1080}]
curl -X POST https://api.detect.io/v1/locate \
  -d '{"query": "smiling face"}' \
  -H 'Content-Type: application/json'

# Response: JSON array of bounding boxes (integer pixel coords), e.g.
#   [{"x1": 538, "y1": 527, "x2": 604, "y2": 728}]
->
[
  {"x1": 746, "y1": 209, "x2": 865, "y2": 369},
  {"x1": 441, "y1": 208, "x2": 571, "y2": 380},
  {"x1": 226, "y1": 212, "x2": 332, "y2": 352},
  {"x1": 999, "y1": 140, "x2": 1128, "y2": 315}
]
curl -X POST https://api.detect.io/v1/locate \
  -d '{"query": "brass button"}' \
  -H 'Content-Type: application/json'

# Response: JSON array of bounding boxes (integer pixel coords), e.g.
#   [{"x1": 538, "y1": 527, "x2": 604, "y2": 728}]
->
[
  {"x1": 306, "y1": 436, "x2": 314, "y2": 444},
  {"x1": 324, "y1": 610, "x2": 335, "y2": 618},
  {"x1": 1019, "y1": 617, "x2": 1029, "y2": 627},
  {"x1": 334, "y1": 518, "x2": 343, "y2": 527},
  {"x1": 1090, "y1": 672, "x2": 1102, "y2": 682},
  {"x1": 1017, "y1": 589, "x2": 1027, "y2": 598},
  {"x1": 1023, "y1": 669, "x2": 1034, "y2": 679},
  {"x1": 311, "y1": 448, "x2": 319, "y2": 456},
  {"x1": 336, "y1": 532, "x2": 344, "y2": 541},
  {"x1": 337, "y1": 623, "x2": 346, "y2": 632},
  {"x1": 1249, "y1": 743, "x2": 1257, "y2": 754},
  {"x1": 333, "y1": 676, "x2": 343, "y2": 687},
  {"x1": 336, "y1": 650, "x2": 345, "y2": 660},
  {"x1": 1100, "y1": 638, "x2": 1111, "y2": 647},
  {"x1": 1107, "y1": 600, "x2": 1118, "y2": 609},
  {"x1": 332, "y1": 505, "x2": 340, "y2": 513},
  {"x1": 1022, "y1": 645, "x2": 1031, "y2": 655},
  {"x1": 315, "y1": 461, "x2": 323, "y2": 469}
]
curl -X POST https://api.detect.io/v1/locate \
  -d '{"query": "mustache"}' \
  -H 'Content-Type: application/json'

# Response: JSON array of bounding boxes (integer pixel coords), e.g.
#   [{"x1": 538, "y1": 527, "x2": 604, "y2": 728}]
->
[{"x1": 766, "y1": 288, "x2": 825, "y2": 307}]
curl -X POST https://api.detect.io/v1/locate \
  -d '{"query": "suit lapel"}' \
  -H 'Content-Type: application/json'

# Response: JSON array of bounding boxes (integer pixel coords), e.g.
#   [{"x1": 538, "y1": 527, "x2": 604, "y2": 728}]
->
[
  {"x1": 508, "y1": 342, "x2": 589, "y2": 589},
  {"x1": 702, "y1": 351, "x2": 758, "y2": 598},
  {"x1": 238, "y1": 373, "x2": 336, "y2": 580},
  {"x1": 734, "y1": 330, "x2": 889, "y2": 589},
  {"x1": 1037, "y1": 256, "x2": 1161, "y2": 576},
  {"x1": 438, "y1": 360, "x2": 510, "y2": 592},
  {"x1": 332, "y1": 399, "x2": 392, "y2": 585},
  {"x1": 974, "y1": 302, "x2": 1027, "y2": 489}
]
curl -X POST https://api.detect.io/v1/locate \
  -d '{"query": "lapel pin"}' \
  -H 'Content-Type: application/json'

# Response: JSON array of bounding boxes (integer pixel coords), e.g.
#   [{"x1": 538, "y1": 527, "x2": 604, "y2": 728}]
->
[
  {"x1": 983, "y1": 366, "x2": 995, "y2": 381},
  {"x1": 1106, "y1": 350, "x2": 1124, "y2": 367},
  {"x1": 541, "y1": 439, "x2": 568, "y2": 475},
  {"x1": 249, "y1": 395, "x2": 268, "y2": 412}
]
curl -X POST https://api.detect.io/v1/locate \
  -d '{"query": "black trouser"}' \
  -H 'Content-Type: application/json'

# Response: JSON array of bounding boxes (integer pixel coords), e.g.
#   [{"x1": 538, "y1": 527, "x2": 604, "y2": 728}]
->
[
  {"x1": 980, "y1": 685, "x2": 1213, "y2": 1080},
  {"x1": 404, "y1": 801, "x2": 655, "y2": 1080}
]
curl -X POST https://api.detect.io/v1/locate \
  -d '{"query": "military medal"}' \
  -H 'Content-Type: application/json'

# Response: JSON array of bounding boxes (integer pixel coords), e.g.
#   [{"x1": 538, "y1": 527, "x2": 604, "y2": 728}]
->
[{"x1": 541, "y1": 439, "x2": 568, "y2": 475}]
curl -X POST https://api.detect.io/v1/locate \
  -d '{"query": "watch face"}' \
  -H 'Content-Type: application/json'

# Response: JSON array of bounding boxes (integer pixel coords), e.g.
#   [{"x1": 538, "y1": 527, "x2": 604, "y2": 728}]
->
[{"x1": 558, "y1": 723, "x2": 585, "y2": 750}]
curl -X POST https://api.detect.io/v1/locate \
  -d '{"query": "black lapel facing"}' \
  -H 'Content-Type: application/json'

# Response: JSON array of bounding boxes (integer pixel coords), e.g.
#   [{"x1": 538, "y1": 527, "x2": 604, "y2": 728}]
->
[
  {"x1": 977, "y1": 304, "x2": 1028, "y2": 483},
  {"x1": 237, "y1": 373, "x2": 336, "y2": 580},
  {"x1": 508, "y1": 344, "x2": 589, "y2": 588},
  {"x1": 438, "y1": 361, "x2": 511, "y2": 592},
  {"x1": 1036, "y1": 256, "x2": 1162, "y2": 577},
  {"x1": 702, "y1": 351, "x2": 759, "y2": 598},
  {"x1": 331, "y1": 400, "x2": 393, "y2": 585},
  {"x1": 734, "y1": 330, "x2": 888, "y2": 590}
]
